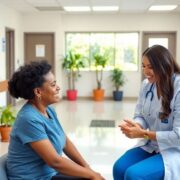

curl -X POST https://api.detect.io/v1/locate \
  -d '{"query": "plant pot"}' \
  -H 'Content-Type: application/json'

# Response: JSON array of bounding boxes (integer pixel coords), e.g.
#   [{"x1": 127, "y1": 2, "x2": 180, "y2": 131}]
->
[
  {"x1": 0, "y1": 126, "x2": 12, "y2": 142},
  {"x1": 67, "y1": 90, "x2": 77, "y2": 101},
  {"x1": 113, "y1": 90, "x2": 123, "y2": 101},
  {"x1": 93, "y1": 89, "x2": 105, "y2": 101}
]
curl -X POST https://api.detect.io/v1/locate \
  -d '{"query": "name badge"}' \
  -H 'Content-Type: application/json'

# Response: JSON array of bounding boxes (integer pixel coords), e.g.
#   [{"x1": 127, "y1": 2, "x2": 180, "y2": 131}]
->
[
  {"x1": 159, "y1": 112, "x2": 168, "y2": 123},
  {"x1": 161, "y1": 119, "x2": 168, "y2": 124}
]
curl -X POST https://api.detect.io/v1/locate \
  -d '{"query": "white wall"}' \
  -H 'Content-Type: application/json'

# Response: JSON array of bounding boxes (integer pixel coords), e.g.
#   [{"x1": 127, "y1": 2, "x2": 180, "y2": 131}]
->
[
  {"x1": 0, "y1": 4, "x2": 23, "y2": 106},
  {"x1": 23, "y1": 13, "x2": 180, "y2": 98},
  {"x1": 56, "y1": 13, "x2": 180, "y2": 98},
  {"x1": 1, "y1": 7, "x2": 180, "y2": 102},
  {"x1": 63, "y1": 14, "x2": 180, "y2": 97}
]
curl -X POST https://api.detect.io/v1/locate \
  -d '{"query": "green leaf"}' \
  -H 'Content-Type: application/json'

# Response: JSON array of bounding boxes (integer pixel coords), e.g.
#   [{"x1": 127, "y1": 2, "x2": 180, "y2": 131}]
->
[
  {"x1": 111, "y1": 68, "x2": 125, "y2": 91},
  {"x1": 0, "y1": 105, "x2": 16, "y2": 127},
  {"x1": 62, "y1": 50, "x2": 85, "y2": 90}
]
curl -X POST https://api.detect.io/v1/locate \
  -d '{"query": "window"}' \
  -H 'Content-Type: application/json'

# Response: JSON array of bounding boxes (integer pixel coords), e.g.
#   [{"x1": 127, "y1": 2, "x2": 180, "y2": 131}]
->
[
  {"x1": 115, "y1": 33, "x2": 138, "y2": 71},
  {"x1": 66, "y1": 33, "x2": 90, "y2": 68},
  {"x1": 148, "y1": 38, "x2": 168, "y2": 48},
  {"x1": 65, "y1": 32, "x2": 139, "y2": 71},
  {"x1": 90, "y1": 33, "x2": 115, "y2": 70}
]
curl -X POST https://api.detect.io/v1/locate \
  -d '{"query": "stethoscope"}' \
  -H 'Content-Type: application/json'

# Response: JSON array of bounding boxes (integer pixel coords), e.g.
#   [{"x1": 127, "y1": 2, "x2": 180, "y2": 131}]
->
[
  {"x1": 142, "y1": 83, "x2": 155, "y2": 116},
  {"x1": 142, "y1": 74, "x2": 176, "y2": 116},
  {"x1": 145, "y1": 83, "x2": 154, "y2": 101}
]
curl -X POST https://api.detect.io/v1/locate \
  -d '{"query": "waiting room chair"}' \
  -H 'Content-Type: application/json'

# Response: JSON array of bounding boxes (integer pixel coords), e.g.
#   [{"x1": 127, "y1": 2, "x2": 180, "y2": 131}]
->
[{"x1": 0, "y1": 154, "x2": 8, "y2": 180}]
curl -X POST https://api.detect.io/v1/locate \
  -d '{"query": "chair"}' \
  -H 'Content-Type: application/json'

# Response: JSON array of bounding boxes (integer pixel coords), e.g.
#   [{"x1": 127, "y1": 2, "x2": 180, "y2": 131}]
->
[{"x1": 0, "y1": 154, "x2": 8, "y2": 180}]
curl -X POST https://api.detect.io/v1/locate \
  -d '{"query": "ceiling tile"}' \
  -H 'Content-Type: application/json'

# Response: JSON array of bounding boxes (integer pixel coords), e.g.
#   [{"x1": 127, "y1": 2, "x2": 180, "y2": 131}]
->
[
  {"x1": 119, "y1": 0, "x2": 155, "y2": 12},
  {"x1": 58, "y1": 0, "x2": 89, "y2": 6},
  {"x1": 0, "y1": 0, "x2": 179, "y2": 13},
  {"x1": 155, "y1": 0, "x2": 180, "y2": 4},
  {"x1": 91, "y1": 0, "x2": 119, "y2": 6},
  {"x1": 26, "y1": 0, "x2": 58, "y2": 6}
]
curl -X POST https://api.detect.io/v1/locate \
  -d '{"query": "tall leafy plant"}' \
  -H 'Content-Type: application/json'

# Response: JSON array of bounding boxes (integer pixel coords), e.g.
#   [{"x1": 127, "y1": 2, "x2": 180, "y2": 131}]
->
[
  {"x1": 62, "y1": 51, "x2": 85, "y2": 90},
  {"x1": 93, "y1": 54, "x2": 108, "y2": 89},
  {"x1": 111, "y1": 68, "x2": 125, "y2": 91}
]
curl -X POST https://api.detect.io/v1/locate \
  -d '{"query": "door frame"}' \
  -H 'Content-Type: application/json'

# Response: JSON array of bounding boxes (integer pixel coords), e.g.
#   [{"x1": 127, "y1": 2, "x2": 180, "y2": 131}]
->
[
  {"x1": 5, "y1": 27, "x2": 15, "y2": 105},
  {"x1": 142, "y1": 31, "x2": 177, "y2": 59}
]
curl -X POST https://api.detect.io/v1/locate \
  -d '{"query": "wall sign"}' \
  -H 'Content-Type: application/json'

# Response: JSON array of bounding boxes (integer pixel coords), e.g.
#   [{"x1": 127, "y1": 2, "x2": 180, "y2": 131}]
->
[{"x1": 36, "y1": 44, "x2": 45, "y2": 57}]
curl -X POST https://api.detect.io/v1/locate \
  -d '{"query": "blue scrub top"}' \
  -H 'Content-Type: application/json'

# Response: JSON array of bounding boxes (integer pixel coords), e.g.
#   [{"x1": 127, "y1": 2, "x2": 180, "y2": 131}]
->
[{"x1": 7, "y1": 103, "x2": 66, "y2": 180}]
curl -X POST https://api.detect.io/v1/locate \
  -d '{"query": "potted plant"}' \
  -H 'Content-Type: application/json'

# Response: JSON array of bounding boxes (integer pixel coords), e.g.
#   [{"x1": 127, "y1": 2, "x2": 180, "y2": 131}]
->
[
  {"x1": 62, "y1": 51, "x2": 85, "y2": 101},
  {"x1": 0, "y1": 105, "x2": 16, "y2": 142},
  {"x1": 93, "y1": 54, "x2": 108, "y2": 101},
  {"x1": 111, "y1": 68, "x2": 125, "y2": 101}
]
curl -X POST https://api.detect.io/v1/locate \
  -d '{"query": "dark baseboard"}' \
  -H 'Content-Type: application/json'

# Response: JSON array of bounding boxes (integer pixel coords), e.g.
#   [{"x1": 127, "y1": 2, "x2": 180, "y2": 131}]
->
[{"x1": 62, "y1": 96, "x2": 137, "y2": 101}]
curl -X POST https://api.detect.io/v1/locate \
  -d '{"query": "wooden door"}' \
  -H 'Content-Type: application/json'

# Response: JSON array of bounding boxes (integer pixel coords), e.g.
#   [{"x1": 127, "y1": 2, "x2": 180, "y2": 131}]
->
[{"x1": 24, "y1": 33, "x2": 55, "y2": 73}]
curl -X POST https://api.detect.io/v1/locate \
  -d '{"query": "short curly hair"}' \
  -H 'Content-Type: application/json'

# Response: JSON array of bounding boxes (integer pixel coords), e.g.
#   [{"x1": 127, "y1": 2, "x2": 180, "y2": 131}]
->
[{"x1": 8, "y1": 61, "x2": 52, "y2": 100}]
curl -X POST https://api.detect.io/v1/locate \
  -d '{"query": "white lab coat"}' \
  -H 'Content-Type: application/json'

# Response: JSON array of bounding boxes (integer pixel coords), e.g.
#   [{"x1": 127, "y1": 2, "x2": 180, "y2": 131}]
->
[{"x1": 134, "y1": 74, "x2": 180, "y2": 180}]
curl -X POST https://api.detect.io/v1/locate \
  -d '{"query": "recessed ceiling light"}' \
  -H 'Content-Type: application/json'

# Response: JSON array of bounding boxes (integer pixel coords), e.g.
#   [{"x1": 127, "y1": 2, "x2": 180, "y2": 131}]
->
[
  {"x1": 64, "y1": 6, "x2": 91, "y2": 12},
  {"x1": 149, "y1": 5, "x2": 177, "y2": 11},
  {"x1": 92, "y1": 6, "x2": 119, "y2": 11}
]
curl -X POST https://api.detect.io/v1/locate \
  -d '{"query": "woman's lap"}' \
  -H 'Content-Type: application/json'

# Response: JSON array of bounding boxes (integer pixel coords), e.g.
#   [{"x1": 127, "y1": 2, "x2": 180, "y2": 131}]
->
[{"x1": 113, "y1": 147, "x2": 164, "y2": 180}]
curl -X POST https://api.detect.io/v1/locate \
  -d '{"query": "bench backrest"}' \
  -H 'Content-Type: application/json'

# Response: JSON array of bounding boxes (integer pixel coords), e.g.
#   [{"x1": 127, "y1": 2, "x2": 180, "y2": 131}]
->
[{"x1": 0, "y1": 80, "x2": 8, "y2": 93}]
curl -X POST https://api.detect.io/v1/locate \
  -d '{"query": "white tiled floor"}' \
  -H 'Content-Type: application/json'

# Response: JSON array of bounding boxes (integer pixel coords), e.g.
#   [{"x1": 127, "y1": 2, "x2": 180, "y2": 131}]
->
[{"x1": 0, "y1": 99, "x2": 139, "y2": 180}]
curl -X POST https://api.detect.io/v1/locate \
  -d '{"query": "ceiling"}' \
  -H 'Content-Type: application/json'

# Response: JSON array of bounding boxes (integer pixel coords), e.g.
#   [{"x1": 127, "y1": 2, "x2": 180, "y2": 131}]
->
[{"x1": 0, "y1": 0, "x2": 180, "y2": 14}]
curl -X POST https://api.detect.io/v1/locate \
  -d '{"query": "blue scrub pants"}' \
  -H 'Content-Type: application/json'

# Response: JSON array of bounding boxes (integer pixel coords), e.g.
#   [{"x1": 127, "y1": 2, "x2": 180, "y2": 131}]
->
[{"x1": 113, "y1": 147, "x2": 164, "y2": 180}]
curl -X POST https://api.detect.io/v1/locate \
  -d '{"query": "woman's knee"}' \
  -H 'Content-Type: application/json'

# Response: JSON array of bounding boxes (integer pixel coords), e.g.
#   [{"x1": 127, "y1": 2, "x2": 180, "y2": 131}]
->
[
  {"x1": 124, "y1": 166, "x2": 142, "y2": 180},
  {"x1": 113, "y1": 159, "x2": 125, "y2": 180}
]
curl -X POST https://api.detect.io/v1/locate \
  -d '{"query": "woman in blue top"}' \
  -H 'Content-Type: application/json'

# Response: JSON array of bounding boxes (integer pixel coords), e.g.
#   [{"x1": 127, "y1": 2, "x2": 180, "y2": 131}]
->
[
  {"x1": 113, "y1": 45, "x2": 180, "y2": 180},
  {"x1": 7, "y1": 61, "x2": 104, "y2": 180}
]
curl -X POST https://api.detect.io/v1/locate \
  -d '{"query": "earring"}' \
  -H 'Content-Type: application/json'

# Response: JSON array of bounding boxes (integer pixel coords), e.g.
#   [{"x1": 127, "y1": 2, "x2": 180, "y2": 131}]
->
[{"x1": 37, "y1": 95, "x2": 41, "y2": 101}]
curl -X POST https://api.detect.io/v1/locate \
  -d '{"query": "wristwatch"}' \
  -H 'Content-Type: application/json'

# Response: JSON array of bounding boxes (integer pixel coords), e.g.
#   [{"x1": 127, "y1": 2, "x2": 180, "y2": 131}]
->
[{"x1": 143, "y1": 131, "x2": 149, "y2": 140}]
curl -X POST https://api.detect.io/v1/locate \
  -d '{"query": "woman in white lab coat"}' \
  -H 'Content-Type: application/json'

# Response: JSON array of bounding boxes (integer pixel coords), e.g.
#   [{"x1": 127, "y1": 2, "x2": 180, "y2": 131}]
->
[{"x1": 113, "y1": 45, "x2": 180, "y2": 180}]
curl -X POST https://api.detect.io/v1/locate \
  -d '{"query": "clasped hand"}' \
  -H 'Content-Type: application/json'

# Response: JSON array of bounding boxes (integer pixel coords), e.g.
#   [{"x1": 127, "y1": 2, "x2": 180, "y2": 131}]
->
[
  {"x1": 119, "y1": 119, "x2": 144, "y2": 139},
  {"x1": 88, "y1": 166, "x2": 105, "y2": 180}
]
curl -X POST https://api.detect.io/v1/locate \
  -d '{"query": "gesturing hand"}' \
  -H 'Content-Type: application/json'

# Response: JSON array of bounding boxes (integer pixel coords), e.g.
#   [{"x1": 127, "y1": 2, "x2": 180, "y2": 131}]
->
[{"x1": 118, "y1": 119, "x2": 144, "y2": 139}]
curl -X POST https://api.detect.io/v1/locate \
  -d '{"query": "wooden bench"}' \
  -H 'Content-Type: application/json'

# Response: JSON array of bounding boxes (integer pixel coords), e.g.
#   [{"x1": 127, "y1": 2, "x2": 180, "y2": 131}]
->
[{"x1": 0, "y1": 80, "x2": 8, "y2": 93}]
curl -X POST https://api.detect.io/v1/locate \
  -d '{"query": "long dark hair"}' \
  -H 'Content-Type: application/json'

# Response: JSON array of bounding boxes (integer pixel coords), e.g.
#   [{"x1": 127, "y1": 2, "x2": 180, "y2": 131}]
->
[{"x1": 143, "y1": 45, "x2": 180, "y2": 120}]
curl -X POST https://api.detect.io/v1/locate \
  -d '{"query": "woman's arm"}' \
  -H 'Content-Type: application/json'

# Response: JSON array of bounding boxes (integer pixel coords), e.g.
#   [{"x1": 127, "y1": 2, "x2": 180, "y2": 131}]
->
[
  {"x1": 63, "y1": 136, "x2": 89, "y2": 168},
  {"x1": 30, "y1": 139, "x2": 103, "y2": 179}
]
